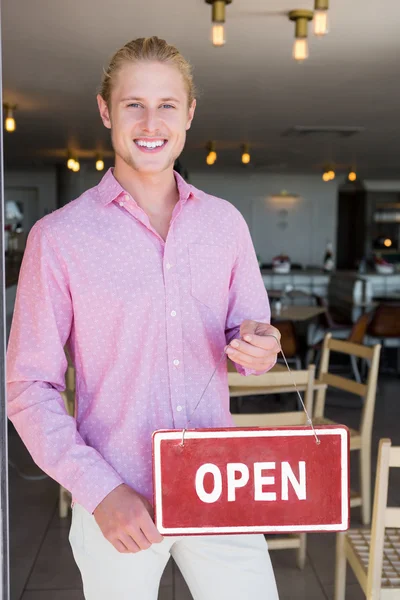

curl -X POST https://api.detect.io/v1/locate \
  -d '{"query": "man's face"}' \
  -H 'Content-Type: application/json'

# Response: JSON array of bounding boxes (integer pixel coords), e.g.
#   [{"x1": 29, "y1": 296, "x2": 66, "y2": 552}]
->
[{"x1": 97, "y1": 61, "x2": 196, "y2": 175}]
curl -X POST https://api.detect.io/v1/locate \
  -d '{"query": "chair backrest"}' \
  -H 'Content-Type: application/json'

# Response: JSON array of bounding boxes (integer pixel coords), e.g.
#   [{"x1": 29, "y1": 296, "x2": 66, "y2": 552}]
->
[
  {"x1": 314, "y1": 334, "x2": 381, "y2": 440},
  {"x1": 367, "y1": 303, "x2": 400, "y2": 338},
  {"x1": 347, "y1": 311, "x2": 373, "y2": 345},
  {"x1": 230, "y1": 364, "x2": 316, "y2": 428},
  {"x1": 367, "y1": 439, "x2": 400, "y2": 596},
  {"x1": 273, "y1": 320, "x2": 298, "y2": 358}
]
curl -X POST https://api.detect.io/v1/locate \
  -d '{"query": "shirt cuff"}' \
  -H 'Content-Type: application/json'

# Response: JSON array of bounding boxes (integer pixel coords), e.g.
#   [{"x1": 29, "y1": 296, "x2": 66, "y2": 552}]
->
[{"x1": 71, "y1": 461, "x2": 125, "y2": 514}]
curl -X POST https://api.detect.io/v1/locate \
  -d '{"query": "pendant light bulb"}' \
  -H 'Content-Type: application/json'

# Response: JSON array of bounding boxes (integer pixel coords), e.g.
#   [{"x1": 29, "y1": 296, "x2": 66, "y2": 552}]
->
[
  {"x1": 96, "y1": 157, "x2": 105, "y2": 171},
  {"x1": 289, "y1": 10, "x2": 313, "y2": 62},
  {"x1": 67, "y1": 157, "x2": 75, "y2": 170},
  {"x1": 314, "y1": 0, "x2": 329, "y2": 37},
  {"x1": 206, "y1": 141, "x2": 217, "y2": 165},
  {"x1": 241, "y1": 144, "x2": 251, "y2": 165},
  {"x1": 4, "y1": 104, "x2": 16, "y2": 132},
  {"x1": 293, "y1": 38, "x2": 309, "y2": 62},
  {"x1": 348, "y1": 169, "x2": 357, "y2": 182},
  {"x1": 72, "y1": 160, "x2": 80, "y2": 172},
  {"x1": 206, "y1": 0, "x2": 232, "y2": 47}
]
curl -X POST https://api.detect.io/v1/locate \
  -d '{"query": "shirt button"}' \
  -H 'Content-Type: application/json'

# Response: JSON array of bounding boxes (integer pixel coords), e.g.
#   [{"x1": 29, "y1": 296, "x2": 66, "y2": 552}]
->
[
  {"x1": 166, "y1": 263, "x2": 172, "y2": 270},
  {"x1": 119, "y1": 201, "x2": 124, "y2": 207},
  {"x1": 124, "y1": 194, "x2": 130, "y2": 202},
  {"x1": 171, "y1": 310, "x2": 177, "y2": 317},
  {"x1": 176, "y1": 405, "x2": 182, "y2": 412},
  {"x1": 173, "y1": 359, "x2": 180, "y2": 366}
]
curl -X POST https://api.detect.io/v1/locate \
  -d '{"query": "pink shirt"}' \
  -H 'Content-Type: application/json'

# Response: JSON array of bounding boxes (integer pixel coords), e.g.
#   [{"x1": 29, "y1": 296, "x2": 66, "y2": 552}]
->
[{"x1": 6, "y1": 169, "x2": 271, "y2": 514}]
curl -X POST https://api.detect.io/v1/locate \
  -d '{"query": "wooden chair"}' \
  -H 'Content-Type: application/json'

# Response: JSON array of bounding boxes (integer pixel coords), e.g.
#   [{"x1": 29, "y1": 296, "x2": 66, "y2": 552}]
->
[
  {"x1": 334, "y1": 438, "x2": 400, "y2": 599},
  {"x1": 313, "y1": 334, "x2": 381, "y2": 525},
  {"x1": 59, "y1": 363, "x2": 75, "y2": 518},
  {"x1": 366, "y1": 303, "x2": 400, "y2": 375},
  {"x1": 230, "y1": 364, "x2": 319, "y2": 569}
]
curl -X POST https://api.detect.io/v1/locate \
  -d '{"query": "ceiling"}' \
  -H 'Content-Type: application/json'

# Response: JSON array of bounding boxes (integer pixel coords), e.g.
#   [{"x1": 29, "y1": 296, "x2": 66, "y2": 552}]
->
[{"x1": 2, "y1": 0, "x2": 400, "y2": 177}]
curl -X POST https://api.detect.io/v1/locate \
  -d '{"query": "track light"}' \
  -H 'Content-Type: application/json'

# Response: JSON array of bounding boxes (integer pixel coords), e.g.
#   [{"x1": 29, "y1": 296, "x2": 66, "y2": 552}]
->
[
  {"x1": 289, "y1": 10, "x2": 314, "y2": 61},
  {"x1": 3, "y1": 104, "x2": 17, "y2": 132},
  {"x1": 314, "y1": 0, "x2": 329, "y2": 37},
  {"x1": 241, "y1": 144, "x2": 251, "y2": 165},
  {"x1": 206, "y1": 141, "x2": 217, "y2": 165},
  {"x1": 206, "y1": 0, "x2": 232, "y2": 47}
]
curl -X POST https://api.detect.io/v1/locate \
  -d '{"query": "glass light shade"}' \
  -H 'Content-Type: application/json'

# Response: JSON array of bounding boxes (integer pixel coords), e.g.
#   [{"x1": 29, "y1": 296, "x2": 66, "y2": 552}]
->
[
  {"x1": 208, "y1": 151, "x2": 217, "y2": 162},
  {"x1": 67, "y1": 158, "x2": 75, "y2": 169},
  {"x1": 242, "y1": 153, "x2": 251, "y2": 164},
  {"x1": 322, "y1": 172, "x2": 330, "y2": 182},
  {"x1": 72, "y1": 161, "x2": 80, "y2": 172},
  {"x1": 348, "y1": 171, "x2": 357, "y2": 182},
  {"x1": 212, "y1": 23, "x2": 225, "y2": 46},
  {"x1": 384, "y1": 238, "x2": 392, "y2": 247},
  {"x1": 96, "y1": 159, "x2": 105, "y2": 171},
  {"x1": 314, "y1": 10, "x2": 329, "y2": 36},
  {"x1": 293, "y1": 38, "x2": 309, "y2": 61},
  {"x1": 206, "y1": 153, "x2": 216, "y2": 165},
  {"x1": 327, "y1": 170, "x2": 335, "y2": 180},
  {"x1": 5, "y1": 117, "x2": 16, "y2": 132}
]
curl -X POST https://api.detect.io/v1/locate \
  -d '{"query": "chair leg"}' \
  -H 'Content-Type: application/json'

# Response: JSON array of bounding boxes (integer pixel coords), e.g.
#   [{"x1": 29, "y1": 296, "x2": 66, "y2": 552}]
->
[
  {"x1": 334, "y1": 533, "x2": 347, "y2": 600},
  {"x1": 350, "y1": 355, "x2": 362, "y2": 383},
  {"x1": 360, "y1": 444, "x2": 371, "y2": 526},
  {"x1": 296, "y1": 533, "x2": 307, "y2": 570}
]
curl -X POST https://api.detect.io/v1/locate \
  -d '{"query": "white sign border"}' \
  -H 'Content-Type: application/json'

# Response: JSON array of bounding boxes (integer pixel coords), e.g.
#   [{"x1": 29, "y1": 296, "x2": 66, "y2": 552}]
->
[{"x1": 153, "y1": 428, "x2": 349, "y2": 535}]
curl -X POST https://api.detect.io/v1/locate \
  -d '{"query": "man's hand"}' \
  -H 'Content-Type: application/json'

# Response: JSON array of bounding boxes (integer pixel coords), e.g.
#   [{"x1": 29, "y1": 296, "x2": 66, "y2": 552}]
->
[
  {"x1": 93, "y1": 483, "x2": 163, "y2": 553},
  {"x1": 225, "y1": 320, "x2": 281, "y2": 371}
]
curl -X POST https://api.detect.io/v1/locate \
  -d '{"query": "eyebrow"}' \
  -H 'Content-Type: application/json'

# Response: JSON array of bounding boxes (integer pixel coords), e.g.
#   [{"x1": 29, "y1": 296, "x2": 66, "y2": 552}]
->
[{"x1": 120, "y1": 97, "x2": 181, "y2": 104}]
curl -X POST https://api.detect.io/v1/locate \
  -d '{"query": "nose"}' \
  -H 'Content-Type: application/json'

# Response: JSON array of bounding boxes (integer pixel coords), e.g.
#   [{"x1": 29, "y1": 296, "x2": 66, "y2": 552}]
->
[{"x1": 141, "y1": 107, "x2": 159, "y2": 134}]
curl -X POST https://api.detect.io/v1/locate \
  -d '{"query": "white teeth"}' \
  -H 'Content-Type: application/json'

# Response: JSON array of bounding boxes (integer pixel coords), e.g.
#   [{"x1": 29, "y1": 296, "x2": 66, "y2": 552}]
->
[{"x1": 136, "y1": 140, "x2": 165, "y2": 148}]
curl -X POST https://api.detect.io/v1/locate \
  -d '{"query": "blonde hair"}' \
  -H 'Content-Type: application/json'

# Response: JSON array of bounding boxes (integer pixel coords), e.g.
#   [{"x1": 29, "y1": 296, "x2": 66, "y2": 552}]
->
[{"x1": 100, "y1": 36, "x2": 196, "y2": 107}]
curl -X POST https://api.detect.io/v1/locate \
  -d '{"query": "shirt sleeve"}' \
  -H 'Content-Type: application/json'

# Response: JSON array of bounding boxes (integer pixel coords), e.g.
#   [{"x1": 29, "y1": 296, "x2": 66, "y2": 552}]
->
[
  {"x1": 225, "y1": 211, "x2": 276, "y2": 376},
  {"x1": 6, "y1": 222, "x2": 124, "y2": 514}
]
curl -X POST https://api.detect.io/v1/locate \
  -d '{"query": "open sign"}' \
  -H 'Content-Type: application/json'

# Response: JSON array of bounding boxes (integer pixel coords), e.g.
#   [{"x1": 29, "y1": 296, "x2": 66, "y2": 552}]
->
[{"x1": 152, "y1": 426, "x2": 350, "y2": 535}]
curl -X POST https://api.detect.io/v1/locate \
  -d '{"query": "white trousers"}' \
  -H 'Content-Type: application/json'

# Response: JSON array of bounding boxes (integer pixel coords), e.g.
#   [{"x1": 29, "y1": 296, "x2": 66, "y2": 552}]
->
[{"x1": 69, "y1": 503, "x2": 279, "y2": 599}]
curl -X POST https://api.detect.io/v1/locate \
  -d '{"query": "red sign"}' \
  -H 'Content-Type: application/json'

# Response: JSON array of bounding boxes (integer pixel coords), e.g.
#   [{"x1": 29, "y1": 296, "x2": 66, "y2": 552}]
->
[{"x1": 152, "y1": 426, "x2": 349, "y2": 535}]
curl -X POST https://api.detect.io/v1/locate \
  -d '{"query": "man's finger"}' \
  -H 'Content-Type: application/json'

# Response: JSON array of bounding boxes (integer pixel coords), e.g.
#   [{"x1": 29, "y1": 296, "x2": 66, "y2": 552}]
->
[
  {"x1": 226, "y1": 339, "x2": 266, "y2": 359},
  {"x1": 241, "y1": 333, "x2": 281, "y2": 352}
]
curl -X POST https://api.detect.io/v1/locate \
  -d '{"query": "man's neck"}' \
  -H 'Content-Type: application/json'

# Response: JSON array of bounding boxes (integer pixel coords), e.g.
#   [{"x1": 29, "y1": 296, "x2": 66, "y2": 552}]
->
[{"x1": 113, "y1": 160, "x2": 179, "y2": 216}]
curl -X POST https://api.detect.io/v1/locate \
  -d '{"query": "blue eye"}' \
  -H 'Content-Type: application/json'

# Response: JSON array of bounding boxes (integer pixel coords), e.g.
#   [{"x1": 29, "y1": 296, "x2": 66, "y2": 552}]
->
[
  {"x1": 127, "y1": 103, "x2": 141, "y2": 108},
  {"x1": 161, "y1": 104, "x2": 174, "y2": 109}
]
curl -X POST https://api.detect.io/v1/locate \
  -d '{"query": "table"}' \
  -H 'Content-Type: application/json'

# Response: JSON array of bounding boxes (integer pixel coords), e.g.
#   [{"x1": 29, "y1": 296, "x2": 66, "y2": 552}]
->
[{"x1": 271, "y1": 305, "x2": 326, "y2": 322}]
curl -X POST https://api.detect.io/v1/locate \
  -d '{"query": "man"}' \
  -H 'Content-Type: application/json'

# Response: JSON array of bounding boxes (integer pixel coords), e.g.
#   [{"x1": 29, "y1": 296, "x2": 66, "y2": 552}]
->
[{"x1": 7, "y1": 37, "x2": 280, "y2": 599}]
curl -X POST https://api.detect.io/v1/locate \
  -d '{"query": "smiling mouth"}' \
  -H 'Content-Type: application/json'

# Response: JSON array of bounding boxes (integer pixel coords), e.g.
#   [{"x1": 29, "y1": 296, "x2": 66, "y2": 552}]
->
[{"x1": 134, "y1": 139, "x2": 168, "y2": 151}]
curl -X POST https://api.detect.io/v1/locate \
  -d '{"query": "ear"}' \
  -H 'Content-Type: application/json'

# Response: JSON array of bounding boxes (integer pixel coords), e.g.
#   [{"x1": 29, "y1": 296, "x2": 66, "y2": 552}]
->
[
  {"x1": 97, "y1": 94, "x2": 112, "y2": 130},
  {"x1": 185, "y1": 99, "x2": 196, "y2": 131}
]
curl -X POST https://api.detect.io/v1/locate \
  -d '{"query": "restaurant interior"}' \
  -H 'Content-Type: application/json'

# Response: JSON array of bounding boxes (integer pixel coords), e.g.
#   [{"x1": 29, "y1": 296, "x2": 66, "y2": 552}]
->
[{"x1": 2, "y1": 0, "x2": 400, "y2": 598}]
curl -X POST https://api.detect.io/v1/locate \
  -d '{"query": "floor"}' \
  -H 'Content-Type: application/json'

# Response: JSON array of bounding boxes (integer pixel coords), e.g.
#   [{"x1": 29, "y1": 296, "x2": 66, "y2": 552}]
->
[{"x1": 7, "y1": 370, "x2": 400, "y2": 599}]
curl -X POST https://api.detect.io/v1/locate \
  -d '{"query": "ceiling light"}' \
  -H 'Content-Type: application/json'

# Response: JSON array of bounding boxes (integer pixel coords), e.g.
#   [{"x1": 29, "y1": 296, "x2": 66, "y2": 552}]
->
[
  {"x1": 67, "y1": 152, "x2": 76, "y2": 170},
  {"x1": 96, "y1": 155, "x2": 105, "y2": 171},
  {"x1": 206, "y1": 0, "x2": 232, "y2": 47},
  {"x1": 289, "y1": 10, "x2": 313, "y2": 62},
  {"x1": 314, "y1": 0, "x2": 329, "y2": 37},
  {"x1": 206, "y1": 141, "x2": 217, "y2": 165},
  {"x1": 3, "y1": 103, "x2": 17, "y2": 132},
  {"x1": 72, "y1": 160, "x2": 80, "y2": 172},
  {"x1": 322, "y1": 166, "x2": 335, "y2": 181},
  {"x1": 327, "y1": 169, "x2": 335, "y2": 180},
  {"x1": 384, "y1": 238, "x2": 392, "y2": 248},
  {"x1": 241, "y1": 144, "x2": 251, "y2": 164},
  {"x1": 347, "y1": 169, "x2": 357, "y2": 182}
]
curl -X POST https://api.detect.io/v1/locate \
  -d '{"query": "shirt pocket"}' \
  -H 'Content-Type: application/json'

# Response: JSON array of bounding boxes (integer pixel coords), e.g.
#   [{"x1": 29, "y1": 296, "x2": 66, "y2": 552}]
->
[{"x1": 188, "y1": 243, "x2": 232, "y2": 310}]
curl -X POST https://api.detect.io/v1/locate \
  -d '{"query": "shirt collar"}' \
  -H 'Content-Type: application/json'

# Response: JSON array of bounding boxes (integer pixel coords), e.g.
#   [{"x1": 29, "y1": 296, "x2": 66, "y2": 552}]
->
[{"x1": 97, "y1": 167, "x2": 194, "y2": 206}]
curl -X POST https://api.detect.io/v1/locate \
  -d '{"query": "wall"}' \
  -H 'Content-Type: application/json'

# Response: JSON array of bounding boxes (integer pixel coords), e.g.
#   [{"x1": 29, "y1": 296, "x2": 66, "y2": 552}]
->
[
  {"x1": 190, "y1": 171, "x2": 339, "y2": 267},
  {"x1": 4, "y1": 167, "x2": 58, "y2": 219}
]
